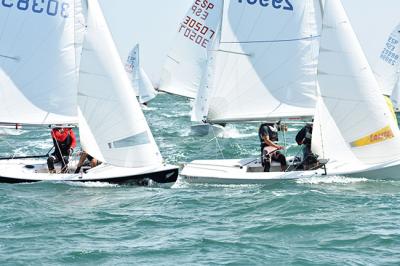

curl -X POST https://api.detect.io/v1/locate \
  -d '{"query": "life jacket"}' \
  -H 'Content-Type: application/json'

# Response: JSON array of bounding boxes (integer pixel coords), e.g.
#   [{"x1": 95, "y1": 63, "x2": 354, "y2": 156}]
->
[
  {"x1": 259, "y1": 123, "x2": 279, "y2": 147},
  {"x1": 52, "y1": 128, "x2": 76, "y2": 154}
]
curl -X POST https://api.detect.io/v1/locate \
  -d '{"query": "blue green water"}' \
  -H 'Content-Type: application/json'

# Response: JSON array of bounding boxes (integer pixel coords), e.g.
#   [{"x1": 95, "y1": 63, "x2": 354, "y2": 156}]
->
[{"x1": 1, "y1": 94, "x2": 400, "y2": 265}]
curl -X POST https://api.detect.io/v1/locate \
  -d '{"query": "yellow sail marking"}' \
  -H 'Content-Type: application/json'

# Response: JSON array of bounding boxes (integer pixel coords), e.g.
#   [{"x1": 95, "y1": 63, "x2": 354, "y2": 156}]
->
[
  {"x1": 384, "y1": 95, "x2": 397, "y2": 123},
  {"x1": 350, "y1": 126, "x2": 394, "y2": 147}
]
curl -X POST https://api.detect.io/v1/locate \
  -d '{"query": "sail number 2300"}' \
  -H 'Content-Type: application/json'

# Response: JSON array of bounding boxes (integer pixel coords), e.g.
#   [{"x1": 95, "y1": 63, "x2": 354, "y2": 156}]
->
[{"x1": 238, "y1": 0, "x2": 293, "y2": 11}]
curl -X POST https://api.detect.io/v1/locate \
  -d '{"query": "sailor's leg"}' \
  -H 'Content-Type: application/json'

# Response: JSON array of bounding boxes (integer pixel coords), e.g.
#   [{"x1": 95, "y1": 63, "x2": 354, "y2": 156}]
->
[
  {"x1": 262, "y1": 147, "x2": 271, "y2": 172},
  {"x1": 47, "y1": 155, "x2": 57, "y2": 173},
  {"x1": 272, "y1": 151, "x2": 287, "y2": 171}
]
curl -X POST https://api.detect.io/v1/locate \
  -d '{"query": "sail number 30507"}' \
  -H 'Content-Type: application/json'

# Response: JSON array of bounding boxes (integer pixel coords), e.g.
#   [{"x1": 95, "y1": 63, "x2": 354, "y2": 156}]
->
[
  {"x1": 238, "y1": 0, "x2": 293, "y2": 11},
  {"x1": 1, "y1": 0, "x2": 69, "y2": 18}
]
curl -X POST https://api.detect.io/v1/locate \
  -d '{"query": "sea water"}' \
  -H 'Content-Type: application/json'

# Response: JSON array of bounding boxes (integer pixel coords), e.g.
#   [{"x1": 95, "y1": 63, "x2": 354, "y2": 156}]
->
[{"x1": 0, "y1": 93, "x2": 399, "y2": 265}]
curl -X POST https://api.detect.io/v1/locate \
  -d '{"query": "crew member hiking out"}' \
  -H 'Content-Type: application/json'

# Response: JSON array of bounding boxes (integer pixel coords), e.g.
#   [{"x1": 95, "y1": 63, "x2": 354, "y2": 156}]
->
[
  {"x1": 47, "y1": 127, "x2": 77, "y2": 173},
  {"x1": 258, "y1": 122, "x2": 287, "y2": 172}
]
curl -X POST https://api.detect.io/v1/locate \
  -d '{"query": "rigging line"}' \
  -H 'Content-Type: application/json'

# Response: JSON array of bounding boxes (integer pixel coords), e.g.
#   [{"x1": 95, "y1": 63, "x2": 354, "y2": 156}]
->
[
  {"x1": 284, "y1": 145, "x2": 303, "y2": 173},
  {"x1": 53, "y1": 131, "x2": 68, "y2": 173},
  {"x1": 209, "y1": 125, "x2": 225, "y2": 159},
  {"x1": 217, "y1": 2, "x2": 317, "y2": 96},
  {"x1": 229, "y1": 1, "x2": 297, "y2": 85},
  {"x1": 167, "y1": 55, "x2": 180, "y2": 64},
  {"x1": 216, "y1": 49, "x2": 251, "y2": 56},
  {"x1": 0, "y1": 54, "x2": 20, "y2": 61},
  {"x1": 281, "y1": 122, "x2": 288, "y2": 158},
  {"x1": 220, "y1": 35, "x2": 320, "y2": 44}
]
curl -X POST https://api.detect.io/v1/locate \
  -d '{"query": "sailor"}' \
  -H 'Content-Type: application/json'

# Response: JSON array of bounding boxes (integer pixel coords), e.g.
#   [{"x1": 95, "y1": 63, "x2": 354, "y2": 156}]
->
[
  {"x1": 74, "y1": 150, "x2": 100, "y2": 173},
  {"x1": 47, "y1": 127, "x2": 77, "y2": 173},
  {"x1": 295, "y1": 122, "x2": 316, "y2": 170},
  {"x1": 258, "y1": 122, "x2": 287, "y2": 172}
]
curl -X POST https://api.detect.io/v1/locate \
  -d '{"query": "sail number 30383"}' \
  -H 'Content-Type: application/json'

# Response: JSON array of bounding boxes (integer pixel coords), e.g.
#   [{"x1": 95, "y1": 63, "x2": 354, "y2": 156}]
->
[
  {"x1": 238, "y1": 0, "x2": 293, "y2": 11},
  {"x1": 1, "y1": 0, "x2": 70, "y2": 18}
]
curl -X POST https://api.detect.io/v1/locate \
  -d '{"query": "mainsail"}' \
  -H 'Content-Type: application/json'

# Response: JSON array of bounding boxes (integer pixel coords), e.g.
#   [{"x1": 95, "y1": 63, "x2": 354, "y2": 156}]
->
[
  {"x1": 159, "y1": 0, "x2": 223, "y2": 98},
  {"x1": 0, "y1": 0, "x2": 82, "y2": 124},
  {"x1": 312, "y1": 0, "x2": 400, "y2": 165},
  {"x1": 77, "y1": 0, "x2": 163, "y2": 168},
  {"x1": 202, "y1": 0, "x2": 322, "y2": 123},
  {"x1": 373, "y1": 23, "x2": 400, "y2": 109},
  {"x1": 125, "y1": 44, "x2": 156, "y2": 104}
]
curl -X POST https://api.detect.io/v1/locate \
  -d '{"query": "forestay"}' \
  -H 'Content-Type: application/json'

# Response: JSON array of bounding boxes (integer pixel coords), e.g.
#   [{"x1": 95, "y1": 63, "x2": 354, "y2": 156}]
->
[
  {"x1": 77, "y1": 0, "x2": 162, "y2": 168},
  {"x1": 203, "y1": 0, "x2": 322, "y2": 123},
  {"x1": 312, "y1": 0, "x2": 400, "y2": 165},
  {"x1": 0, "y1": 0, "x2": 83, "y2": 125},
  {"x1": 159, "y1": 0, "x2": 223, "y2": 98},
  {"x1": 373, "y1": 23, "x2": 400, "y2": 109},
  {"x1": 125, "y1": 44, "x2": 156, "y2": 104}
]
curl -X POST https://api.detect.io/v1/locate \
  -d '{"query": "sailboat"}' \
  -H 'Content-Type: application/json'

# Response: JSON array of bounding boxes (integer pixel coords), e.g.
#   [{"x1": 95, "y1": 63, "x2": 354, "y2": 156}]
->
[
  {"x1": 0, "y1": 123, "x2": 22, "y2": 136},
  {"x1": 159, "y1": 0, "x2": 225, "y2": 136},
  {"x1": 180, "y1": 0, "x2": 400, "y2": 184},
  {"x1": 373, "y1": 23, "x2": 400, "y2": 112},
  {"x1": 0, "y1": 0, "x2": 178, "y2": 184},
  {"x1": 125, "y1": 44, "x2": 157, "y2": 105}
]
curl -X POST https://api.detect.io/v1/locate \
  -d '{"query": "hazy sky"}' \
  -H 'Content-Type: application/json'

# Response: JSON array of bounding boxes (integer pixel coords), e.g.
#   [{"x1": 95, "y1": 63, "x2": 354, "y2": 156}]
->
[{"x1": 99, "y1": 0, "x2": 400, "y2": 85}]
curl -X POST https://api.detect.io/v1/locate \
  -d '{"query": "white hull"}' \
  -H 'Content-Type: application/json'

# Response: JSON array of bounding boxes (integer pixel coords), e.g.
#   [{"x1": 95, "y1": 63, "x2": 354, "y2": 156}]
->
[
  {"x1": 180, "y1": 157, "x2": 400, "y2": 184},
  {"x1": 190, "y1": 124, "x2": 225, "y2": 137},
  {"x1": 0, "y1": 158, "x2": 178, "y2": 184}
]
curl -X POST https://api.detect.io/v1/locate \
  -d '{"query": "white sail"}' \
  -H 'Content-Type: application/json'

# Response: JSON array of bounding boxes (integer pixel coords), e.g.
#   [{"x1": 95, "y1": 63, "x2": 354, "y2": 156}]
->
[
  {"x1": 203, "y1": 0, "x2": 322, "y2": 123},
  {"x1": 312, "y1": 0, "x2": 400, "y2": 165},
  {"x1": 125, "y1": 44, "x2": 156, "y2": 104},
  {"x1": 77, "y1": 0, "x2": 163, "y2": 167},
  {"x1": 373, "y1": 23, "x2": 400, "y2": 109},
  {"x1": 0, "y1": 0, "x2": 83, "y2": 125},
  {"x1": 159, "y1": 0, "x2": 223, "y2": 98},
  {"x1": 191, "y1": 22, "x2": 221, "y2": 122}
]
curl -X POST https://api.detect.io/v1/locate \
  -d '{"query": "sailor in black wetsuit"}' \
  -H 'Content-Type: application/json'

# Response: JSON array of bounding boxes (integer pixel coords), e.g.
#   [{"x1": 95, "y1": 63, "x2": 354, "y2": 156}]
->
[
  {"x1": 258, "y1": 123, "x2": 287, "y2": 172},
  {"x1": 295, "y1": 122, "x2": 315, "y2": 169}
]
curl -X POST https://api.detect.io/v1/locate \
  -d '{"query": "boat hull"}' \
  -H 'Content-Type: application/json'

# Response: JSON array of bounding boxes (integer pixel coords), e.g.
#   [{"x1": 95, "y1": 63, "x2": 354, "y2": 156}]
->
[
  {"x1": 190, "y1": 124, "x2": 224, "y2": 136},
  {"x1": 0, "y1": 159, "x2": 178, "y2": 185},
  {"x1": 180, "y1": 158, "x2": 400, "y2": 184}
]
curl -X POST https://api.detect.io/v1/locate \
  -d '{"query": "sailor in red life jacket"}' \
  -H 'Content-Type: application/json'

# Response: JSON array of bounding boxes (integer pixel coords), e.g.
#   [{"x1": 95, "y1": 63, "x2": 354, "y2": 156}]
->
[{"x1": 47, "y1": 127, "x2": 77, "y2": 173}]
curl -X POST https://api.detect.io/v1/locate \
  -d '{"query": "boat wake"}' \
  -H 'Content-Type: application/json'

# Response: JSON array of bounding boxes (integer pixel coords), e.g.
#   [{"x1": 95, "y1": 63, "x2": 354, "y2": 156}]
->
[
  {"x1": 220, "y1": 126, "x2": 257, "y2": 139},
  {"x1": 61, "y1": 181, "x2": 119, "y2": 188},
  {"x1": 296, "y1": 175, "x2": 368, "y2": 185}
]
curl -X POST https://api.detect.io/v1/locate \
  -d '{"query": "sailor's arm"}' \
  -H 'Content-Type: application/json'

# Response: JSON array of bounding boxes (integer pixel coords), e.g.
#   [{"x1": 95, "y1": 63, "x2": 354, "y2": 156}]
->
[{"x1": 262, "y1": 135, "x2": 283, "y2": 150}]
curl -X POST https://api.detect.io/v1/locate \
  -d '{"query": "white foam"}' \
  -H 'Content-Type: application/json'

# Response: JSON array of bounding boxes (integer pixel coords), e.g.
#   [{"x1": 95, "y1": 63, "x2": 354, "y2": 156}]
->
[
  {"x1": 171, "y1": 177, "x2": 189, "y2": 188},
  {"x1": 296, "y1": 175, "x2": 368, "y2": 185},
  {"x1": 220, "y1": 126, "x2": 257, "y2": 139},
  {"x1": 0, "y1": 128, "x2": 24, "y2": 136},
  {"x1": 61, "y1": 181, "x2": 119, "y2": 188}
]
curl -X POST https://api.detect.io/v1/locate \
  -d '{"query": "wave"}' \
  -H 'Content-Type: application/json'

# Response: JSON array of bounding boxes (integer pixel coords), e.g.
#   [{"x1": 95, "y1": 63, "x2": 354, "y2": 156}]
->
[
  {"x1": 60, "y1": 181, "x2": 119, "y2": 188},
  {"x1": 296, "y1": 175, "x2": 368, "y2": 185},
  {"x1": 220, "y1": 126, "x2": 257, "y2": 139}
]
